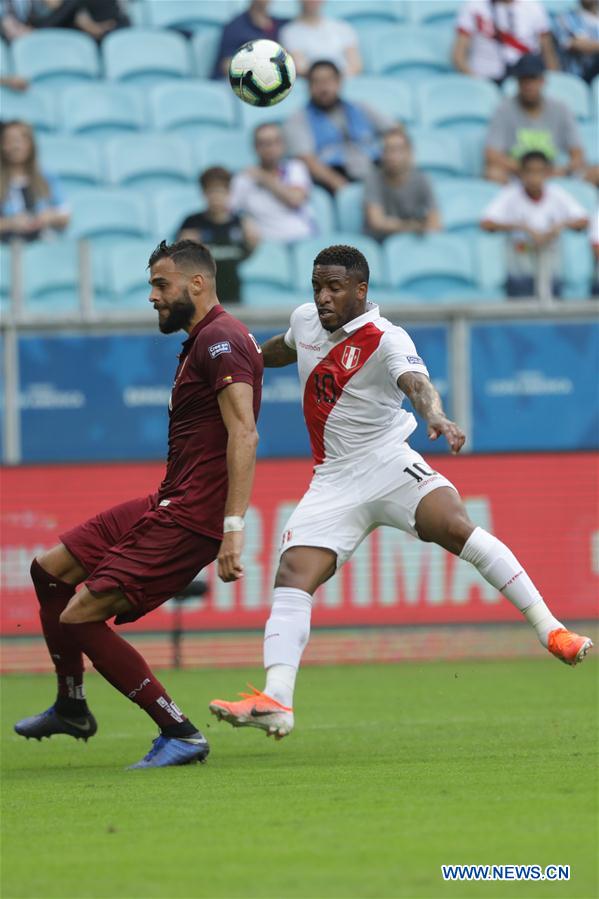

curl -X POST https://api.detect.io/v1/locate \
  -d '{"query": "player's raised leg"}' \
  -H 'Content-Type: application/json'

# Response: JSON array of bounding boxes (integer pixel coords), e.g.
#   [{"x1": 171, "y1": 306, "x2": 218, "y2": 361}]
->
[
  {"x1": 414, "y1": 486, "x2": 593, "y2": 666},
  {"x1": 210, "y1": 545, "x2": 335, "y2": 738}
]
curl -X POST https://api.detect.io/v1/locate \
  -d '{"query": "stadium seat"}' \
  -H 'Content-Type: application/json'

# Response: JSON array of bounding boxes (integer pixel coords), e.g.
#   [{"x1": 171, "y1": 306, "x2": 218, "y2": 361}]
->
[
  {"x1": 105, "y1": 135, "x2": 194, "y2": 190},
  {"x1": 334, "y1": 183, "x2": 364, "y2": 234},
  {"x1": 69, "y1": 188, "x2": 151, "y2": 244},
  {"x1": 457, "y1": 124, "x2": 487, "y2": 177},
  {"x1": 149, "y1": 81, "x2": 237, "y2": 137},
  {"x1": 410, "y1": 128, "x2": 466, "y2": 178},
  {"x1": 21, "y1": 239, "x2": 80, "y2": 314},
  {"x1": 292, "y1": 233, "x2": 387, "y2": 293},
  {"x1": 0, "y1": 244, "x2": 10, "y2": 317},
  {"x1": 151, "y1": 188, "x2": 204, "y2": 241},
  {"x1": 324, "y1": 0, "x2": 407, "y2": 26},
  {"x1": 103, "y1": 28, "x2": 191, "y2": 86},
  {"x1": 367, "y1": 26, "x2": 452, "y2": 81},
  {"x1": 550, "y1": 178, "x2": 597, "y2": 214},
  {"x1": 194, "y1": 129, "x2": 255, "y2": 171},
  {"x1": 0, "y1": 86, "x2": 56, "y2": 132},
  {"x1": 417, "y1": 75, "x2": 501, "y2": 130},
  {"x1": 561, "y1": 230, "x2": 594, "y2": 299},
  {"x1": 0, "y1": 37, "x2": 10, "y2": 76},
  {"x1": 344, "y1": 76, "x2": 415, "y2": 125},
  {"x1": 191, "y1": 30, "x2": 223, "y2": 79},
  {"x1": 144, "y1": 0, "x2": 233, "y2": 30},
  {"x1": 435, "y1": 178, "x2": 501, "y2": 235},
  {"x1": 472, "y1": 232, "x2": 507, "y2": 297},
  {"x1": 103, "y1": 238, "x2": 159, "y2": 311},
  {"x1": 593, "y1": 74, "x2": 599, "y2": 121},
  {"x1": 239, "y1": 78, "x2": 309, "y2": 130},
  {"x1": 309, "y1": 185, "x2": 336, "y2": 235},
  {"x1": 60, "y1": 83, "x2": 147, "y2": 138},
  {"x1": 37, "y1": 135, "x2": 104, "y2": 190},
  {"x1": 239, "y1": 243, "x2": 294, "y2": 306},
  {"x1": 408, "y1": 0, "x2": 460, "y2": 26},
  {"x1": 503, "y1": 71, "x2": 592, "y2": 121},
  {"x1": 11, "y1": 30, "x2": 99, "y2": 87},
  {"x1": 384, "y1": 233, "x2": 497, "y2": 301},
  {"x1": 579, "y1": 122, "x2": 598, "y2": 165}
]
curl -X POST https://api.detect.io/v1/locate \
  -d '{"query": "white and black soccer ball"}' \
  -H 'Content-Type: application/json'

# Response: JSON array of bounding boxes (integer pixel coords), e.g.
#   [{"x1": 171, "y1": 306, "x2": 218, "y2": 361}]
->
[{"x1": 229, "y1": 39, "x2": 296, "y2": 107}]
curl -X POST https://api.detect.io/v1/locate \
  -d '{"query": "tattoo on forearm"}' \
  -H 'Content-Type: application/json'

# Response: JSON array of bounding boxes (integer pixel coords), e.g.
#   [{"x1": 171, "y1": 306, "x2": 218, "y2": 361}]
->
[{"x1": 398, "y1": 373, "x2": 445, "y2": 421}]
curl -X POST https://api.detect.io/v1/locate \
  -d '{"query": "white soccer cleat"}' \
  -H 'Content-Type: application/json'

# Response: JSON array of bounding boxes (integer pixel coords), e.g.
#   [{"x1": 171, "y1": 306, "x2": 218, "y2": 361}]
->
[{"x1": 209, "y1": 685, "x2": 294, "y2": 740}]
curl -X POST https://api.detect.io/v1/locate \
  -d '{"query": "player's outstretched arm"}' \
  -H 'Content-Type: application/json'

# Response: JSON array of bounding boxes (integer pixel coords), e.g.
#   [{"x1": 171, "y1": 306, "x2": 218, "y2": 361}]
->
[
  {"x1": 261, "y1": 333, "x2": 298, "y2": 368},
  {"x1": 217, "y1": 382, "x2": 259, "y2": 582},
  {"x1": 397, "y1": 372, "x2": 465, "y2": 455}
]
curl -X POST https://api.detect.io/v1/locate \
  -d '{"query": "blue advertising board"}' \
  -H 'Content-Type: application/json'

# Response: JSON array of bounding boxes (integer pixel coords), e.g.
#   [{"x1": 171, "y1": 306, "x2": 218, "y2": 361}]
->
[{"x1": 471, "y1": 321, "x2": 599, "y2": 451}]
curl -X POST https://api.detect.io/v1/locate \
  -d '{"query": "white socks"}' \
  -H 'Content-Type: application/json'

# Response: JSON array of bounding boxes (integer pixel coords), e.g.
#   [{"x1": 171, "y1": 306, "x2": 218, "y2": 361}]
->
[
  {"x1": 460, "y1": 527, "x2": 563, "y2": 646},
  {"x1": 263, "y1": 587, "x2": 312, "y2": 708}
]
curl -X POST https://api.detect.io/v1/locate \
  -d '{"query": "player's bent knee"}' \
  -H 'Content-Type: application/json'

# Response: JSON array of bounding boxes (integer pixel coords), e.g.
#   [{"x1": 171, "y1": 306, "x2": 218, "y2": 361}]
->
[{"x1": 35, "y1": 544, "x2": 86, "y2": 585}]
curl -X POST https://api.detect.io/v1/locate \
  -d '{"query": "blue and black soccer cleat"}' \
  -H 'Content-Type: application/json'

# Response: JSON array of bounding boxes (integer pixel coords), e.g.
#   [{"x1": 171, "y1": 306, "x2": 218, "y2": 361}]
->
[
  {"x1": 14, "y1": 706, "x2": 97, "y2": 742},
  {"x1": 128, "y1": 732, "x2": 210, "y2": 769}
]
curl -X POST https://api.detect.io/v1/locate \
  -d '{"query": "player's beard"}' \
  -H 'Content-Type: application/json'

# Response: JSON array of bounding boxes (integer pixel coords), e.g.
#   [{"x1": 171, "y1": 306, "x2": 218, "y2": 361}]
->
[{"x1": 158, "y1": 289, "x2": 195, "y2": 334}]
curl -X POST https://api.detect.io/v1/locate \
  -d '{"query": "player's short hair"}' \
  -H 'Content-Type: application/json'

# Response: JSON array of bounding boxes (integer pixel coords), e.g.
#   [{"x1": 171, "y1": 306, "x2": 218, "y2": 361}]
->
[
  {"x1": 199, "y1": 166, "x2": 231, "y2": 190},
  {"x1": 308, "y1": 59, "x2": 341, "y2": 80},
  {"x1": 519, "y1": 150, "x2": 550, "y2": 167},
  {"x1": 313, "y1": 245, "x2": 370, "y2": 284},
  {"x1": 148, "y1": 240, "x2": 216, "y2": 277}
]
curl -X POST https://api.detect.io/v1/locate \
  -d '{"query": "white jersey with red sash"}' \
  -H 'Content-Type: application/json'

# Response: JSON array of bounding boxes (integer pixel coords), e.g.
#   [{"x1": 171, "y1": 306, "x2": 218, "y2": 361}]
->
[{"x1": 284, "y1": 302, "x2": 430, "y2": 469}]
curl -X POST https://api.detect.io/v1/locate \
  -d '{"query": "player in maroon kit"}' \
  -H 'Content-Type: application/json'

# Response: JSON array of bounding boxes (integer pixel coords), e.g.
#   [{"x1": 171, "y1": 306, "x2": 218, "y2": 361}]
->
[{"x1": 14, "y1": 240, "x2": 264, "y2": 769}]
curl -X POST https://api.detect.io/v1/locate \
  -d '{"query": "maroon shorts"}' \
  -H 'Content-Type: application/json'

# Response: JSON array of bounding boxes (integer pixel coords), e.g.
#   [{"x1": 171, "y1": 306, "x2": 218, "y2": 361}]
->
[{"x1": 60, "y1": 495, "x2": 220, "y2": 623}]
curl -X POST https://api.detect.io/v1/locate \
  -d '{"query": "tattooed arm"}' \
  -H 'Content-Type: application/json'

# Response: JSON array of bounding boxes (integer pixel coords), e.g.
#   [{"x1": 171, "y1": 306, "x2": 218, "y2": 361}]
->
[
  {"x1": 397, "y1": 371, "x2": 466, "y2": 454},
  {"x1": 261, "y1": 333, "x2": 298, "y2": 368}
]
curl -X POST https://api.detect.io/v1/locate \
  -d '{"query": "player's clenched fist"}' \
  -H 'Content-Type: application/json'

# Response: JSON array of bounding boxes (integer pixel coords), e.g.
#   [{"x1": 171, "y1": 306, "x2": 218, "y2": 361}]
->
[{"x1": 217, "y1": 531, "x2": 245, "y2": 582}]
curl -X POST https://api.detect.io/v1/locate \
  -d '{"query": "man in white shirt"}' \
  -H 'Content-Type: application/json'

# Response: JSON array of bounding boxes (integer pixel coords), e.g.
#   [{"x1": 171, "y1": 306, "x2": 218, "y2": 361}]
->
[
  {"x1": 230, "y1": 123, "x2": 315, "y2": 243},
  {"x1": 210, "y1": 244, "x2": 592, "y2": 738},
  {"x1": 453, "y1": 0, "x2": 558, "y2": 82},
  {"x1": 280, "y1": 0, "x2": 362, "y2": 77},
  {"x1": 481, "y1": 150, "x2": 589, "y2": 296}
]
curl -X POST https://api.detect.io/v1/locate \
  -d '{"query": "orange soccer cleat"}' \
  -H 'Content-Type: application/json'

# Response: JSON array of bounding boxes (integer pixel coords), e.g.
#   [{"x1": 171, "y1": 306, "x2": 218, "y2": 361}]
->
[
  {"x1": 209, "y1": 685, "x2": 294, "y2": 740},
  {"x1": 548, "y1": 628, "x2": 593, "y2": 666}
]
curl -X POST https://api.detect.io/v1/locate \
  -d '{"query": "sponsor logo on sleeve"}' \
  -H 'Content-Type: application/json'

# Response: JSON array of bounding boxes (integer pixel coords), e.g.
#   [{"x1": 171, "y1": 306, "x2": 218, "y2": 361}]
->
[
  {"x1": 209, "y1": 341, "x2": 232, "y2": 358},
  {"x1": 406, "y1": 355, "x2": 424, "y2": 365}
]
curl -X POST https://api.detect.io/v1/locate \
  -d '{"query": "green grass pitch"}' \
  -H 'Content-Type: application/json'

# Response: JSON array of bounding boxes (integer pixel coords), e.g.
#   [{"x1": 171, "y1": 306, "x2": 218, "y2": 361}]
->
[{"x1": 1, "y1": 659, "x2": 597, "y2": 899}]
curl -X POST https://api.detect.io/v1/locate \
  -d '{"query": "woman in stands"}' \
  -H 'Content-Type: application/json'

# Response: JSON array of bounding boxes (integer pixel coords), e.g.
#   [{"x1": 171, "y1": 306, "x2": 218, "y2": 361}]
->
[{"x1": 0, "y1": 120, "x2": 70, "y2": 242}]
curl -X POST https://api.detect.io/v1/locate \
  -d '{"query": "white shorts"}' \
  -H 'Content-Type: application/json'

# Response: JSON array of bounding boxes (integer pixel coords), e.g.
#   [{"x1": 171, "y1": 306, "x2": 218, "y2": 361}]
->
[{"x1": 279, "y1": 443, "x2": 457, "y2": 568}]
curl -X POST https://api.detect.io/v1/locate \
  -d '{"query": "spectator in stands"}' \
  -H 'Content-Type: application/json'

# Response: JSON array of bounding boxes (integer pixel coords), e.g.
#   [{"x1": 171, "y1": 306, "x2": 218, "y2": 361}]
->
[
  {"x1": 484, "y1": 54, "x2": 586, "y2": 184},
  {"x1": 177, "y1": 166, "x2": 259, "y2": 305},
  {"x1": 212, "y1": 0, "x2": 288, "y2": 79},
  {"x1": 590, "y1": 208, "x2": 599, "y2": 295},
  {"x1": 284, "y1": 60, "x2": 393, "y2": 195},
  {"x1": 453, "y1": 0, "x2": 558, "y2": 83},
  {"x1": 34, "y1": 0, "x2": 129, "y2": 40},
  {"x1": 364, "y1": 126, "x2": 440, "y2": 241},
  {"x1": 0, "y1": 75, "x2": 29, "y2": 91},
  {"x1": 230, "y1": 123, "x2": 315, "y2": 243},
  {"x1": 481, "y1": 150, "x2": 588, "y2": 298},
  {"x1": 280, "y1": 0, "x2": 362, "y2": 77},
  {"x1": 554, "y1": 0, "x2": 599, "y2": 84},
  {"x1": 0, "y1": 120, "x2": 69, "y2": 242},
  {"x1": 1, "y1": 0, "x2": 37, "y2": 40}
]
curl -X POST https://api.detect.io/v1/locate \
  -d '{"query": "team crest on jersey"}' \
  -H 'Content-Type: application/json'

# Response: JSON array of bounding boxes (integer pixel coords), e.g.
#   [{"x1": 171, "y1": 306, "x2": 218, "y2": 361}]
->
[{"x1": 341, "y1": 345, "x2": 361, "y2": 371}]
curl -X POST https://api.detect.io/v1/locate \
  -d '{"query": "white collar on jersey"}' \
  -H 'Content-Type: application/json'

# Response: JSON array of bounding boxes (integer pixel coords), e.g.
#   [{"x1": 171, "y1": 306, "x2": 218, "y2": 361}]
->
[{"x1": 333, "y1": 301, "x2": 381, "y2": 337}]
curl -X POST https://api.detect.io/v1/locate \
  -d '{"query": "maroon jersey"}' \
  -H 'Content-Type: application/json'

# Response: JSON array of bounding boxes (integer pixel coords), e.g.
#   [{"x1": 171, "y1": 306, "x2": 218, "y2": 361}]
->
[{"x1": 157, "y1": 305, "x2": 263, "y2": 539}]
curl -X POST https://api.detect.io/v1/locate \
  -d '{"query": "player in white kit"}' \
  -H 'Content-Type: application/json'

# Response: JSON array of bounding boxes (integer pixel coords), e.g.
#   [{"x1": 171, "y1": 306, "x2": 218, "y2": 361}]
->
[{"x1": 210, "y1": 245, "x2": 592, "y2": 739}]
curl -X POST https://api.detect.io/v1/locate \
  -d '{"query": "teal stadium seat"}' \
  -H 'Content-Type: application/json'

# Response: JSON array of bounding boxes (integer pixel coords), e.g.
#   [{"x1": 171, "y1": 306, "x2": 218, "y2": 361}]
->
[
  {"x1": 550, "y1": 178, "x2": 597, "y2": 214},
  {"x1": 37, "y1": 135, "x2": 104, "y2": 189},
  {"x1": 239, "y1": 243, "x2": 294, "y2": 307},
  {"x1": 292, "y1": 234, "x2": 388, "y2": 297},
  {"x1": 105, "y1": 135, "x2": 194, "y2": 190},
  {"x1": 0, "y1": 37, "x2": 10, "y2": 77},
  {"x1": 368, "y1": 26, "x2": 452, "y2": 81},
  {"x1": 560, "y1": 231, "x2": 594, "y2": 299},
  {"x1": 194, "y1": 129, "x2": 255, "y2": 171},
  {"x1": 435, "y1": 178, "x2": 501, "y2": 235},
  {"x1": 104, "y1": 238, "x2": 159, "y2": 311},
  {"x1": 334, "y1": 183, "x2": 364, "y2": 234},
  {"x1": 69, "y1": 188, "x2": 151, "y2": 244},
  {"x1": 149, "y1": 81, "x2": 237, "y2": 138},
  {"x1": 593, "y1": 75, "x2": 599, "y2": 120},
  {"x1": 144, "y1": 0, "x2": 234, "y2": 31},
  {"x1": 409, "y1": 128, "x2": 466, "y2": 178},
  {"x1": 408, "y1": 0, "x2": 460, "y2": 25},
  {"x1": 0, "y1": 245, "x2": 10, "y2": 317},
  {"x1": 472, "y1": 232, "x2": 507, "y2": 298},
  {"x1": 22, "y1": 239, "x2": 80, "y2": 314},
  {"x1": 324, "y1": 0, "x2": 406, "y2": 27},
  {"x1": 344, "y1": 76, "x2": 415, "y2": 125},
  {"x1": 0, "y1": 86, "x2": 56, "y2": 132},
  {"x1": 103, "y1": 28, "x2": 191, "y2": 86},
  {"x1": 579, "y1": 122, "x2": 598, "y2": 164},
  {"x1": 418, "y1": 75, "x2": 501, "y2": 130},
  {"x1": 61, "y1": 83, "x2": 146, "y2": 138},
  {"x1": 151, "y1": 188, "x2": 204, "y2": 241},
  {"x1": 191, "y1": 30, "x2": 223, "y2": 79},
  {"x1": 12, "y1": 30, "x2": 99, "y2": 87},
  {"x1": 384, "y1": 233, "x2": 499, "y2": 302},
  {"x1": 309, "y1": 185, "x2": 335, "y2": 235},
  {"x1": 503, "y1": 71, "x2": 592, "y2": 121},
  {"x1": 457, "y1": 124, "x2": 487, "y2": 177}
]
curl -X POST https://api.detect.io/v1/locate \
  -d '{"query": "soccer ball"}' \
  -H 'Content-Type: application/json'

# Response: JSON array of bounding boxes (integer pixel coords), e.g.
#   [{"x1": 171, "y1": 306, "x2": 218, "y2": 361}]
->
[{"x1": 229, "y1": 39, "x2": 296, "y2": 107}]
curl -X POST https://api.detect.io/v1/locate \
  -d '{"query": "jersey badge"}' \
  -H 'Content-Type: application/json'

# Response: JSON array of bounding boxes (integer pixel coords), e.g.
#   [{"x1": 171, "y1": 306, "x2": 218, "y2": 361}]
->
[
  {"x1": 209, "y1": 341, "x2": 231, "y2": 358},
  {"x1": 341, "y1": 345, "x2": 362, "y2": 371},
  {"x1": 406, "y1": 355, "x2": 423, "y2": 365}
]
